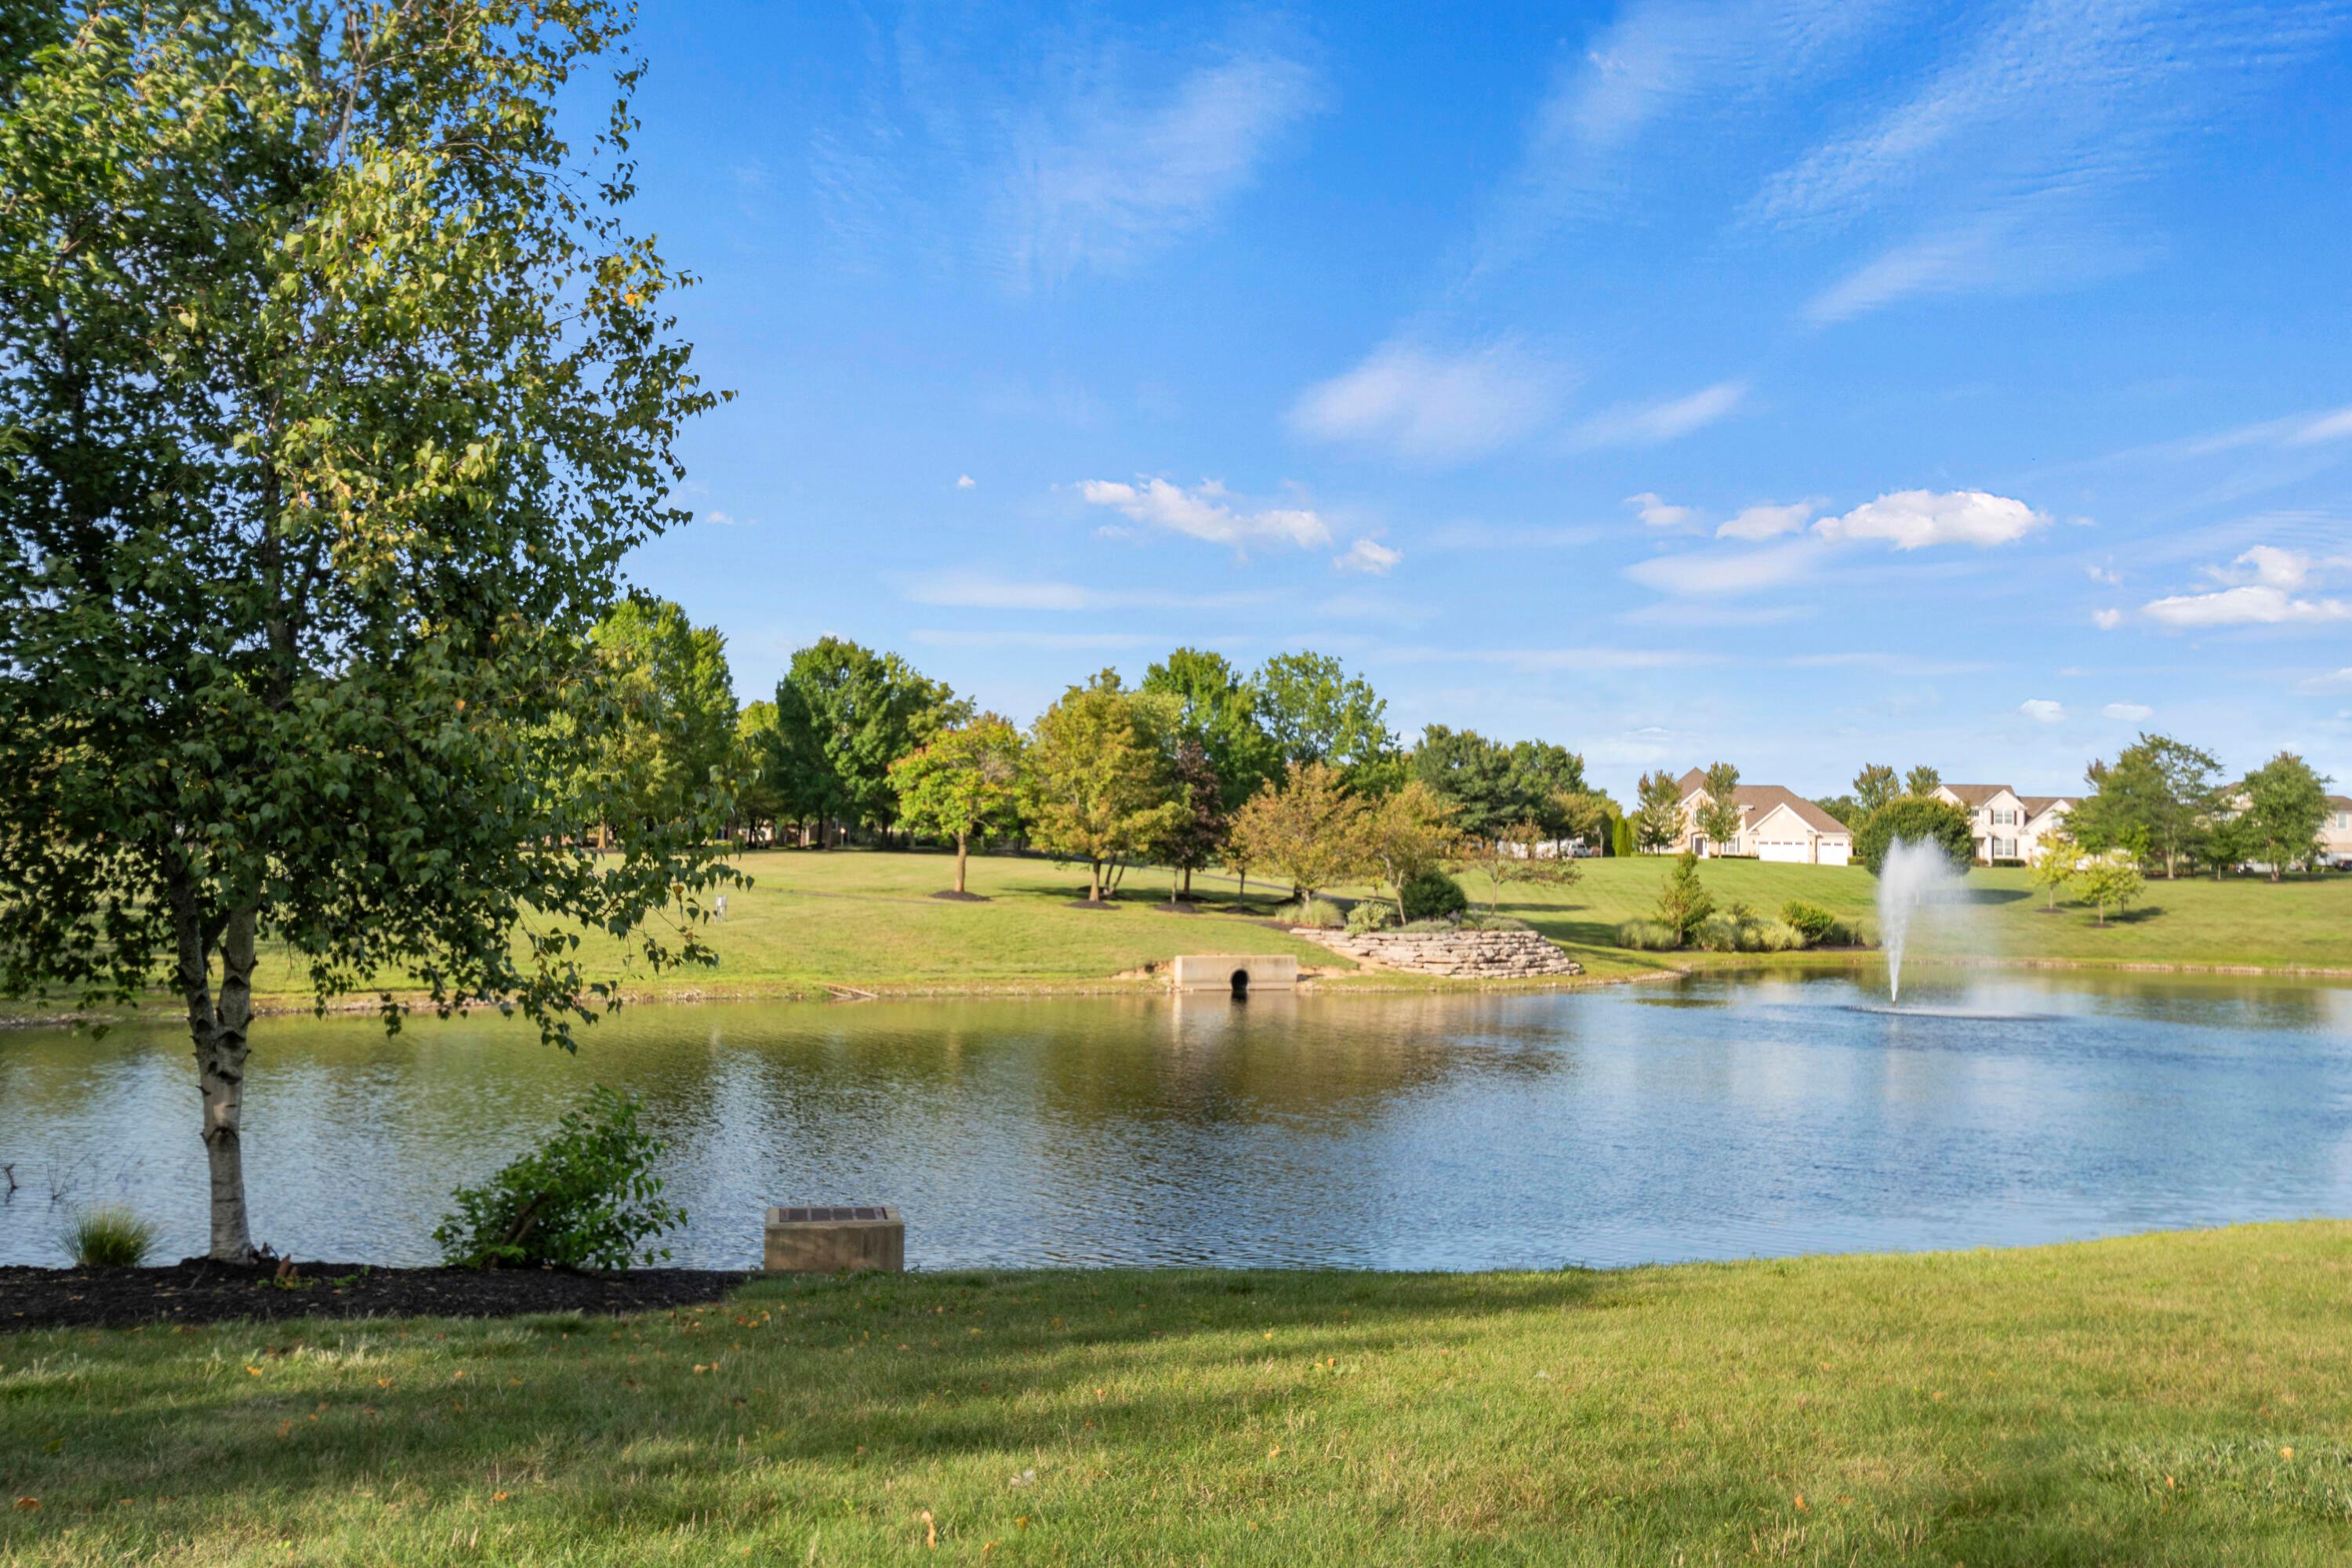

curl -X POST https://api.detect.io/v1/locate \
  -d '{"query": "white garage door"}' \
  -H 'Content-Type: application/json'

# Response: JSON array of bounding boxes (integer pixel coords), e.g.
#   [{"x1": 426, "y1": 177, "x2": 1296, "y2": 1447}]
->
[
  {"x1": 1817, "y1": 840, "x2": 1852, "y2": 867},
  {"x1": 1756, "y1": 838, "x2": 1809, "y2": 863}
]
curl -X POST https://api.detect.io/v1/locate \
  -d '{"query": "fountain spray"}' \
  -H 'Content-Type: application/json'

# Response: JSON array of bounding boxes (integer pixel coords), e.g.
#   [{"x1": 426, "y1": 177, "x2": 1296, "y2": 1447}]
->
[{"x1": 1877, "y1": 837, "x2": 1962, "y2": 1005}]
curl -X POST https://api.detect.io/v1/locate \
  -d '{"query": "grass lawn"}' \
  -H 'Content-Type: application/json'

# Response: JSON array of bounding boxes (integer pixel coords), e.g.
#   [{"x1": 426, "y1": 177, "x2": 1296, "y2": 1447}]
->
[
  {"x1": 5, "y1": 1223, "x2": 2349, "y2": 1564},
  {"x1": 176, "y1": 845, "x2": 2352, "y2": 1012}
]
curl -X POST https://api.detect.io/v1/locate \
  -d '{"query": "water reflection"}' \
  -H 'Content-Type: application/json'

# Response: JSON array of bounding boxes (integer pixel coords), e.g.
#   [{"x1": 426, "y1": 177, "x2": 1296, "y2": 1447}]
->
[{"x1": 2, "y1": 969, "x2": 2347, "y2": 1271}]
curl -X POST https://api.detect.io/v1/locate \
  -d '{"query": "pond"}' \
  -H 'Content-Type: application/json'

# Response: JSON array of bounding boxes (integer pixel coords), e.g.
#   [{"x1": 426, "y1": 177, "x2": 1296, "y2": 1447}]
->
[{"x1": 4, "y1": 969, "x2": 2350, "y2": 1272}]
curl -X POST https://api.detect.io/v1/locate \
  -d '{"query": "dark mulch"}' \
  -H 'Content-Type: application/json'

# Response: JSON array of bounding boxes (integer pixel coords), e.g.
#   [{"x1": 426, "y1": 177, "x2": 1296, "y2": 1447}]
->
[
  {"x1": 1064, "y1": 898, "x2": 1120, "y2": 910},
  {"x1": 1148, "y1": 901, "x2": 1199, "y2": 915},
  {"x1": 1, "y1": 1259, "x2": 751, "y2": 1332},
  {"x1": 926, "y1": 889, "x2": 990, "y2": 902}
]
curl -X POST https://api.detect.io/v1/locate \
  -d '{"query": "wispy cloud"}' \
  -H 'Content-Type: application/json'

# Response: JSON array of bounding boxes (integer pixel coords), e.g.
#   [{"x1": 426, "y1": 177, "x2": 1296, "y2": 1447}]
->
[
  {"x1": 996, "y1": 45, "x2": 1324, "y2": 285},
  {"x1": 909, "y1": 628, "x2": 1163, "y2": 652},
  {"x1": 2103, "y1": 702, "x2": 2154, "y2": 720},
  {"x1": 1716, "y1": 501, "x2": 1813, "y2": 541},
  {"x1": 1076, "y1": 477, "x2": 1330, "y2": 550},
  {"x1": 1381, "y1": 643, "x2": 1719, "y2": 673},
  {"x1": 1426, "y1": 521, "x2": 1602, "y2": 550},
  {"x1": 1625, "y1": 537, "x2": 1828, "y2": 597},
  {"x1": 906, "y1": 573, "x2": 1272, "y2": 612},
  {"x1": 1573, "y1": 380, "x2": 1747, "y2": 448},
  {"x1": 2143, "y1": 585, "x2": 2352, "y2": 628},
  {"x1": 2167, "y1": 402, "x2": 2352, "y2": 458},
  {"x1": 1627, "y1": 492, "x2": 1700, "y2": 529},
  {"x1": 1759, "y1": 0, "x2": 2352, "y2": 320},
  {"x1": 1288, "y1": 340, "x2": 1566, "y2": 463}
]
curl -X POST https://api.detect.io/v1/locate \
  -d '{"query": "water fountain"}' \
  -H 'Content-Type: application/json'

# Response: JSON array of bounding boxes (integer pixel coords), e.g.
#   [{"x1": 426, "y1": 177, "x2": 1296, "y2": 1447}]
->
[{"x1": 1877, "y1": 837, "x2": 1963, "y2": 1004}]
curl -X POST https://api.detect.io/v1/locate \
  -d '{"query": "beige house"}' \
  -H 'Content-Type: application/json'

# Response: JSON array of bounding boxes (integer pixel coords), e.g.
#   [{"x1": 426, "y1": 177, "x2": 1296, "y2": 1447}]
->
[
  {"x1": 1671, "y1": 770, "x2": 1853, "y2": 866},
  {"x1": 1932, "y1": 783, "x2": 2076, "y2": 864},
  {"x1": 2327, "y1": 796, "x2": 2352, "y2": 866}
]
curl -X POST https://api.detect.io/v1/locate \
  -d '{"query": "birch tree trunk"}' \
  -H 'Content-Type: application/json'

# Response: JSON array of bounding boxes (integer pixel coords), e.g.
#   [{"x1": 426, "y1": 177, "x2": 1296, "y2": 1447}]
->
[{"x1": 172, "y1": 880, "x2": 260, "y2": 1262}]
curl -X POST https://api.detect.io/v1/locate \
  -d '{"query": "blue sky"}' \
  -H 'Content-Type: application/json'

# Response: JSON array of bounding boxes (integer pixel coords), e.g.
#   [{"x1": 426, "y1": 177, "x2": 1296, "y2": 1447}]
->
[{"x1": 612, "y1": 0, "x2": 2352, "y2": 802}]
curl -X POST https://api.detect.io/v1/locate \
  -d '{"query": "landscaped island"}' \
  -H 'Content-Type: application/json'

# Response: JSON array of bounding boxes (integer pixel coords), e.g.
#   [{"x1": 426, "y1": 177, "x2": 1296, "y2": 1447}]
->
[{"x1": 2, "y1": 1223, "x2": 2346, "y2": 1563}]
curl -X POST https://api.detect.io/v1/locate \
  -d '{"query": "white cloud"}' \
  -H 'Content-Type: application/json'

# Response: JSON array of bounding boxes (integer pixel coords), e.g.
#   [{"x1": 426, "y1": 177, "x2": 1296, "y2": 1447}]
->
[
  {"x1": 2143, "y1": 584, "x2": 2352, "y2": 628},
  {"x1": 1626, "y1": 492, "x2": 1699, "y2": 529},
  {"x1": 2295, "y1": 407, "x2": 2352, "y2": 445},
  {"x1": 1076, "y1": 477, "x2": 1330, "y2": 550},
  {"x1": 1288, "y1": 341, "x2": 1563, "y2": 463},
  {"x1": 2092, "y1": 607, "x2": 2124, "y2": 630},
  {"x1": 1334, "y1": 537, "x2": 1403, "y2": 575},
  {"x1": 2086, "y1": 564, "x2": 2122, "y2": 585},
  {"x1": 997, "y1": 48, "x2": 1323, "y2": 284},
  {"x1": 2163, "y1": 402, "x2": 2352, "y2": 459},
  {"x1": 1812, "y1": 489, "x2": 2049, "y2": 550},
  {"x1": 2299, "y1": 667, "x2": 2352, "y2": 691},
  {"x1": 1573, "y1": 380, "x2": 1746, "y2": 448},
  {"x1": 909, "y1": 629, "x2": 1161, "y2": 652},
  {"x1": 2219, "y1": 544, "x2": 2312, "y2": 589},
  {"x1": 2020, "y1": 699, "x2": 2066, "y2": 724},
  {"x1": 955, "y1": 474, "x2": 976, "y2": 489},
  {"x1": 905, "y1": 573, "x2": 1272, "y2": 612},
  {"x1": 702, "y1": 510, "x2": 754, "y2": 526},
  {"x1": 1716, "y1": 501, "x2": 1813, "y2": 541},
  {"x1": 2103, "y1": 702, "x2": 2154, "y2": 720},
  {"x1": 1624, "y1": 538, "x2": 1828, "y2": 597}
]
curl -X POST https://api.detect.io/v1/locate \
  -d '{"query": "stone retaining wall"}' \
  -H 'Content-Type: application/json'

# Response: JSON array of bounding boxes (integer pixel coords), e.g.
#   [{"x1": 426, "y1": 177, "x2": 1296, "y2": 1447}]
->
[{"x1": 1294, "y1": 926, "x2": 1583, "y2": 978}]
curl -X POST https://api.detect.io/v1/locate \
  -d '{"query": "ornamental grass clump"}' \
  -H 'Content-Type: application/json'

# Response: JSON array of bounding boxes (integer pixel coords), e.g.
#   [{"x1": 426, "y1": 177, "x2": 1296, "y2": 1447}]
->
[
  {"x1": 435, "y1": 1087, "x2": 684, "y2": 1272},
  {"x1": 67, "y1": 1205, "x2": 158, "y2": 1267}
]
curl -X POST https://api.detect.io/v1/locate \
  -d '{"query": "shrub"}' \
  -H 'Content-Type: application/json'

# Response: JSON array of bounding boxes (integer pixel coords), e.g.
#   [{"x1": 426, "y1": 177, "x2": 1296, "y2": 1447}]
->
[
  {"x1": 1652, "y1": 850, "x2": 1715, "y2": 943},
  {"x1": 1779, "y1": 900, "x2": 1840, "y2": 944},
  {"x1": 1345, "y1": 899, "x2": 1399, "y2": 935},
  {"x1": 1691, "y1": 914, "x2": 1751, "y2": 952},
  {"x1": 1751, "y1": 919, "x2": 1808, "y2": 953},
  {"x1": 1399, "y1": 869, "x2": 1469, "y2": 923},
  {"x1": 1615, "y1": 919, "x2": 1682, "y2": 950},
  {"x1": 1275, "y1": 896, "x2": 1345, "y2": 929},
  {"x1": 68, "y1": 1205, "x2": 157, "y2": 1267},
  {"x1": 1457, "y1": 913, "x2": 1532, "y2": 932},
  {"x1": 1854, "y1": 796, "x2": 1975, "y2": 876},
  {"x1": 434, "y1": 1087, "x2": 684, "y2": 1271}
]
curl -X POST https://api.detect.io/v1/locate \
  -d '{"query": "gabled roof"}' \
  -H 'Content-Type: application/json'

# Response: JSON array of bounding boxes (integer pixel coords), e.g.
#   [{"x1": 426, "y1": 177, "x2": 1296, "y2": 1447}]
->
[
  {"x1": 1938, "y1": 782, "x2": 2019, "y2": 807},
  {"x1": 2329, "y1": 794, "x2": 2352, "y2": 811},
  {"x1": 1674, "y1": 769, "x2": 1849, "y2": 837},
  {"x1": 1740, "y1": 787, "x2": 1851, "y2": 837},
  {"x1": 2020, "y1": 795, "x2": 2076, "y2": 818}
]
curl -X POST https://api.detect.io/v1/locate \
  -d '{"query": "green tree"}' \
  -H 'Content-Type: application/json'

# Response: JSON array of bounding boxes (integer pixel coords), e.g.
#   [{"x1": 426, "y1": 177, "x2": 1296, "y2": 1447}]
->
[
  {"x1": 2071, "y1": 733, "x2": 2223, "y2": 878},
  {"x1": 1813, "y1": 794, "x2": 1864, "y2": 828},
  {"x1": 1611, "y1": 815, "x2": 1636, "y2": 858},
  {"x1": 1633, "y1": 769, "x2": 1685, "y2": 852},
  {"x1": 887, "y1": 715, "x2": 1027, "y2": 895},
  {"x1": 2235, "y1": 752, "x2": 2332, "y2": 880},
  {"x1": 1904, "y1": 764, "x2": 1943, "y2": 798},
  {"x1": 590, "y1": 597, "x2": 737, "y2": 841},
  {"x1": 1695, "y1": 762, "x2": 1743, "y2": 855},
  {"x1": 1141, "y1": 647, "x2": 1275, "y2": 809},
  {"x1": 1853, "y1": 764, "x2": 1900, "y2": 816},
  {"x1": 1226, "y1": 761, "x2": 1371, "y2": 906},
  {"x1": 775, "y1": 638, "x2": 966, "y2": 843},
  {"x1": 1253, "y1": 652, "x2": 1394, "y2": 774},
  {"x1": 730, "y1": 701, "x2": 786, "y2": 844},
  {"x1": 1652, "y1": 851, "x2": 1715, "y2": 945},
  {"x1": 2078, "y1": 856, "x2": 2145, "y2": 925},
  {"x1": 1023, "y1": 678, "x2": 1184, "y2": 902},
  {"x1": 1854, "y1": 797, "x2": 1975, "y2": 876},
  {"x1": 2029, "y1": 826, "x2": 2080, "y2": 911},
  {"x1": 1363, "y1": 782, "x2": 1461, "y2": 919},
  {"x1": 0, "y1": 2, "x2": 731, "y2": 1259},
  {"x1": 1412, "y1": 726, "x2": 1590, "y2": 841}
]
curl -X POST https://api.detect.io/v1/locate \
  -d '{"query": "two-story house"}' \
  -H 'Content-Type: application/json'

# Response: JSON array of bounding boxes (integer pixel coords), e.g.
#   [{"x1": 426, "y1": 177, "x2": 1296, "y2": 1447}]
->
[
  {"x1": 1932, "y1": 783, "x2": 2075, "y2": 864},
  {"x1": 1671, "y1": 770, "x2": 1854, "y2": 866}
]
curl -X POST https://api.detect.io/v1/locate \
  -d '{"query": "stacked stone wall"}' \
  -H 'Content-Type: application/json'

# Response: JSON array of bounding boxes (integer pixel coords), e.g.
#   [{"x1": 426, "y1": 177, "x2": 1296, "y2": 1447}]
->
[{"x1": 1295, "y1": 927, "x2": 1582, "y2": 978}]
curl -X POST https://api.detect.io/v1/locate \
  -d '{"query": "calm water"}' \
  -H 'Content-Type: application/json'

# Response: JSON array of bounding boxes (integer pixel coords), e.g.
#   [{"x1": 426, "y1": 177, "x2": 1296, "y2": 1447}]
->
[{"x1": 4, "y1": 971, "x2": 2350, "y2": 1271}]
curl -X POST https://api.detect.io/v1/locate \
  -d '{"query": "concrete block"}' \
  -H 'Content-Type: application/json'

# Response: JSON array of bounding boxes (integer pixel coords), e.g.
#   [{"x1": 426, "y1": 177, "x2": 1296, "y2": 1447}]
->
[
  {"x1": 1169, "y1": 954, "x2": 1298, "y2": 993},
  {"x1": 764, "y1": 1205, "x2": 904, "y2": 1274}
]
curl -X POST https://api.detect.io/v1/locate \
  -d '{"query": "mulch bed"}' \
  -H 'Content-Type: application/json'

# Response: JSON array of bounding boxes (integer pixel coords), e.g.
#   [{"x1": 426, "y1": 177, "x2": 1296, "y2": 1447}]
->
[
  {"x1": 1, "y1": 1259, "x2": 751, "y2": 1332},
  {"x1": 926, "y1": 890, "x2": 989, "y2": 902}
]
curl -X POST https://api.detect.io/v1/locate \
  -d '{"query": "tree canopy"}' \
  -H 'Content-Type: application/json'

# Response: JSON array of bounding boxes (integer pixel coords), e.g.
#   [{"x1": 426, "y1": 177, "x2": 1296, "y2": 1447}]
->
[
  {"x1": 590, "y1": 597, "x2": 737, "y2": 838},
  {"x1": 2072, "y1": 733, "x2": 2223, "y2": 877},
  {"x1": 0, "y1": 0, "x2": 729, "y2": 1258},
  {"x1": 1411, "y1": 724, "x2": 1588, "y2": 842},
  {"x1": 887, "y1": 714, "x2": 1026, "y2": 895},
  {"x1": 1254, "y1": 652, "x2": 1394, "y2": 774},
  {"x1": 775, "y1": 637, "x2": 966, "y2": 840},
  {"x1": 1854, "y1": 797, "x2": 1975, "y2": 876},
  {"x1": 1022, "y1": 676, "x2": 1183, "y2": 901},
  {"x1": 1140, "y1": 647, "x2": 1275, "y2": 809},
  {"x1": 2234, "y1": 752, "x2": 2331, "y2": 880}
]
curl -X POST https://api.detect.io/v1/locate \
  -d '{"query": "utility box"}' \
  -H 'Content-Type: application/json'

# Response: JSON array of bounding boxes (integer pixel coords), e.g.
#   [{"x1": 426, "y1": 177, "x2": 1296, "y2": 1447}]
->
[
  {"x1": 1169, "y1": 954, "x2": 1299, "y2": 994},
  {"x1": 764, "y1": 1205, "x2": 904, "y2": 1274}
]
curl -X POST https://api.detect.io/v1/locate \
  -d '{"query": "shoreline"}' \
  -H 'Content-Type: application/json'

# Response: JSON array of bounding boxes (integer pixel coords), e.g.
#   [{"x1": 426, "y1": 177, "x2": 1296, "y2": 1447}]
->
[{"x1": 10, "y1": 947, "x2": 2349, "y2": 1033}]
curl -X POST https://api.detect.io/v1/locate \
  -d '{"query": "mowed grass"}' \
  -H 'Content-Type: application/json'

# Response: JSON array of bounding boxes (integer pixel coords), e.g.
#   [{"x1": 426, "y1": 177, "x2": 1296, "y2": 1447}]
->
[
  {"x1": 5, "y1": 1224, "x2": 2350, "y2": 1564},
  {"x1": 212, "y1": 847, "x2": 2350, "y2": 1010}
]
